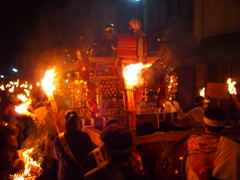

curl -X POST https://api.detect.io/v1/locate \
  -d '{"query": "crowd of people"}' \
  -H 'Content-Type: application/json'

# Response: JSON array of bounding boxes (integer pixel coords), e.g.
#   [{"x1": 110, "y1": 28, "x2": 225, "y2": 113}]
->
[{"x1": 0, "y1": 90, "x2": 240, "y2": 180}]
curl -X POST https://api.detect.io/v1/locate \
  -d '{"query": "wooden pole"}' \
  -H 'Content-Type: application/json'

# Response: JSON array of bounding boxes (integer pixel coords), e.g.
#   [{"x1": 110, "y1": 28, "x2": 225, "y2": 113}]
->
[
  {"x1": 48, "y1": 96, "x2": 64, "y2": 134},
  {"x1": 231, "y1": 94, "x2": 240, "y2": 113},
  {"x1": 124, "y1": 89, "x2": 137, "y2": 152}
]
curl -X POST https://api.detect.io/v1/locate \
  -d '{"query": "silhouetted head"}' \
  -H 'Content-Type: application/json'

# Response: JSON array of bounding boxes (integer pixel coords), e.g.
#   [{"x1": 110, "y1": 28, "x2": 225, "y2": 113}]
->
[
  {"x1": 65, "y1": 110, "x2": 79, "y2": 133},
  {"x1": 194, "y1": 95, "x2": 210, "y2": 108},
  {"x1": 203, "y1": 107, "x2": 226, "y2": 133},
  {"x1": 100, "y1": 125, "x2": 133, "y2": 163},
  {"x1": 0, "y1": 122, "x2": 19, "y2": 171},
  {"x1": 104, "y1": 119, "x2": 120, "y2": 129}
]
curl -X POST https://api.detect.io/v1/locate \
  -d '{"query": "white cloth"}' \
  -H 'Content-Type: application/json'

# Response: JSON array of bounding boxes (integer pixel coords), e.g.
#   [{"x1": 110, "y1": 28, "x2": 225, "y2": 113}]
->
[
  {"x1": 129, "y1": 18, "x2": 145, "y2": 62},
  {"x1": 187, "y1": 107, "x2": 204, "y2": 122},
  {"x1": 187, "y1": 136, "x2": 240, "y2": 180},
  {"x1": 213, "y1": 136, "x2": 240, "y2": 180},
  {"x1": 162, "y1": 100, "x2": 181, "y2": 113}
]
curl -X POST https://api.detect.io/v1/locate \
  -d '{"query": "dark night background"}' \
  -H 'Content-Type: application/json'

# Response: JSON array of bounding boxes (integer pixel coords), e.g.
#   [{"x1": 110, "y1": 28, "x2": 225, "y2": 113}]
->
[
  {"x1": 0, "y1": 0, "x2": 95, "y2": 81},
  {"x1": 0, "y1": 0, "x2": 142, "y2": 83}
]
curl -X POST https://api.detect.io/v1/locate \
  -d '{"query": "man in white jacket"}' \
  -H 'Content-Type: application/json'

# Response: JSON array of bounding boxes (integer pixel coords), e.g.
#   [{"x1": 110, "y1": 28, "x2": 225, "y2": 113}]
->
[{"x1": 187, "y1": 95, "x2": 209, "y2": 123}]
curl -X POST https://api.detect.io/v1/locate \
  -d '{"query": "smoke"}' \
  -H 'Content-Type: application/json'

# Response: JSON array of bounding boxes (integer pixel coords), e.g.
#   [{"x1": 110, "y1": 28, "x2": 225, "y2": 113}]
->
[
  {"x1": 144, "y1": 59, "x2": 166, "y2": 89},
  {"x1": 21, "y1": 108, "x2": 58, "y2": 161}
]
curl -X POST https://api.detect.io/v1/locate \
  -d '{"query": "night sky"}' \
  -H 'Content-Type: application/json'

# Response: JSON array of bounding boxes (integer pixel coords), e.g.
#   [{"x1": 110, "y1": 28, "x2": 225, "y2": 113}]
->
[
  {"x1": 0, "y1": 0, "x2": 138, "y2": 81},
  {"x1": 0, "y1": 0, "x2": 87, "y2": 80}
]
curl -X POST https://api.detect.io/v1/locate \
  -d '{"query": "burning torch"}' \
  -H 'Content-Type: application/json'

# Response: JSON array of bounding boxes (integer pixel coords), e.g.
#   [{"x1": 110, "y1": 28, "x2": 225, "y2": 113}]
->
[
  {"x1": 227, "y1": 78, "x2": 240, "y2": 112},
  {"x1": 122, "y1": 63, "x2": 151, "y2": 150},
  {"x1": 41, "y1": 68, "x2": 63, "y2": 133},
  {"x1": 15, "y1": 94, "x2": 38, "y2": 124}
]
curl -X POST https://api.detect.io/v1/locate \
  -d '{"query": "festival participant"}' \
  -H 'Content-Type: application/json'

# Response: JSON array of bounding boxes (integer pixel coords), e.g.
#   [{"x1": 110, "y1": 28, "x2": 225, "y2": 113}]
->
[
  {"x1": 3, "y1": 96, "x2": 25, "y2": 148},
  {"x1": 0, "y1": 122, "x2": 22, "y2": 180},
  {"x1": 84, "y1": 125, "x2": 153, "y2": 180},
  {"x1": 187, "y1": 107, "x2": 240, "y2": 180},
  {"x1": 186, "y1": 95, "x2": 209, "y2": 122},
  {"x1": 34, "y1": 95, "x2": 50, "y2": 109},
  {"x1": 80, "y1": 119, "x2": 120, "y2": 180},
  {"x1": 91, "y1": 23, "x2": 118, "y2": 57},
  {"x1": 128, "y1": 18, "x2": 148, "y2": 63},
  {"x1": 52, "y1": 110, "x2": 93, "y2": 180}
]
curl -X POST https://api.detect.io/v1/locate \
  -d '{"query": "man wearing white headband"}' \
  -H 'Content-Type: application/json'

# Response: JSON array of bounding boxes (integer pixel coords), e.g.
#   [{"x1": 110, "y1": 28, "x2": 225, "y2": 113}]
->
[
  {"x1": 187, "y1": 107, "x2": 240, "y2": 180},
  {"x1": 186, "y1": 95, "x2": 210, "y2": 123}
]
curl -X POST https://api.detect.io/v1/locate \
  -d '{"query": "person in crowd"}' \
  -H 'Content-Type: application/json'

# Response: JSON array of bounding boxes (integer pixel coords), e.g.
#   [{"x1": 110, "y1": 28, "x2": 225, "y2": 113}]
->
[
  {"x1": 35, "y1": 95, "x2": 50, "y2": 109},
  {"x1": 187, "y1": 107, "x2": 240, "y2": 180},
  {"x1": 52, "y1": 110, "x2": 93, "y2": 180},
  {"x1": 186, "y1": 95, "x2": 209, "y2": 122},
  {"x1": 80, "y1": 119, "x2": 120, "y2": 179},
  {"x1": 84, "y1": 125, "x2": 153, "y2": 180},
  {"x1": 0, "y1": 122, "x2": 24, "y2": 180},
  {"x1": 36, "y1": 130, "x2": 58, "y2": 180},
  {"x1": 3, "y1": 96, "x2": 25, "y2": 148}
]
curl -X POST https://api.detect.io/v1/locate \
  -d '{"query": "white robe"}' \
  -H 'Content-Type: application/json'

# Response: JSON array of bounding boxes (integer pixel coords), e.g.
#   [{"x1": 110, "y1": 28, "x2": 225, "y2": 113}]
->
[
  {"x1": 187, "y1": 136, "x2": 240, "y2": 180},
  {"x1": 213, "y1": 136, "x2": 240, "y2": 180}
]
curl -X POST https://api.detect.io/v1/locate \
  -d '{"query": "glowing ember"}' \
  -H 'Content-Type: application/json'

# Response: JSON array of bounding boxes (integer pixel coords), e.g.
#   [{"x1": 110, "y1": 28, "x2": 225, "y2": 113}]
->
[
  {"x1": 123, "y1": 63, "x2": 151, "y2": 89},
  {"x1": 36, "y1": 82, "x2": 40, "y2": 87},
  {"x1": 200, "y1": 87, "x2": 205, "y2": 97},
  {"x1": 41, "y1": 68, "x2": 56, "y2": 99},
  {"x1": 227, "y1": 78, "x2": 236, "y2": 95},
  {"x1": 15, "y1": 94, "x2": 32, "y2": 115}
]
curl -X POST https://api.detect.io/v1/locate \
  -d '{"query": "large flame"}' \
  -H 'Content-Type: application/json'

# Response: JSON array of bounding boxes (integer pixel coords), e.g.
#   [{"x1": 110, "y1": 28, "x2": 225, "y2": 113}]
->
[
  {"x1": 41, "y1": 68, "x2": 56, "y2": 99},
  {"x1": 227, "y1": 78, "x2": 236, "y2": 95},
  {"x1": 13, "y1": 148, "x2": 41, "y2": 179},
  {"x1": 15, "y1": 94, "x2": 32, "y2": 115},
  {"x1": 200, "y1": 87, "x2": 205, "y2": 97},
  {"x1": 123, "y1": 63, "x2": 151, "y2": 89}
]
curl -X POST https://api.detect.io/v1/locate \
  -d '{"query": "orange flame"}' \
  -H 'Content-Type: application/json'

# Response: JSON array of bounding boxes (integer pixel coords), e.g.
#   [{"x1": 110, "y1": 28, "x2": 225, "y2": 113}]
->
[
  {"x1": 9, "y1": 86, "x2": 15, "y2": 93},
  {"x1": 36, "y1": 82, "x2": 40, "y2": 87},
  {"x1": 199, "y1": 87, "x2": 205, "y2": 97},
  {"x1": 13, "y1": 148, "x2": 41, "y2": 179},
  {"x1": 123, "y1": 63, "x2": 151, "y2": 89},
  {"x1": 227, "y1": 78, "x2": 236, "y2": 95},
  {"x1": 0, "y1": 84, "x2": 5, "y2": 91},
  {"x1": 15, "y1": 94, "x2": 31, "y2": 115},
  {"x1": 41, "y1": 68, "x2": 56, "y2": 99}
]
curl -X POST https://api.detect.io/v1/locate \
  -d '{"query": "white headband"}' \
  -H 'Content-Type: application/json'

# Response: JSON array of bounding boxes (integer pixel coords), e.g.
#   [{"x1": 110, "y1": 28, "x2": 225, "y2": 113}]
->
[{"x1": 203, "y1": 117, "x2": 225, "y2": 127}]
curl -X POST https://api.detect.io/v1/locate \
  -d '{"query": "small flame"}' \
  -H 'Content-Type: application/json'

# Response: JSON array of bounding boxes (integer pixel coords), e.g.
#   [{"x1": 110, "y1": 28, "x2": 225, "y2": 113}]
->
[
  {"x1": 227, "y1": 78, "x2": 236, "y2": 95},
  {"x1": 0, "y1": 84, "x2": 5, "y2": 90},
  {"x1": 200, "y1": 87, "x2": 205, "y2": 97},
  {"x1": 41, "y1": 68, "x2": 56, "y2": 98},
  {"x1": 15, "y1": 94, "x2": 31, "y2": 115},
  {"x1": 36, "y1": 82, "x2": 40, "y2": 87},
  {"x1": 123, "y1": 63, "x2": 151, "y2": 89},
  {"x1": 9, "y1": 86, "x2": 15, "y2": 93},
  {"x1": 24, "y1": 89, "x2": 30, "y2": 97}
]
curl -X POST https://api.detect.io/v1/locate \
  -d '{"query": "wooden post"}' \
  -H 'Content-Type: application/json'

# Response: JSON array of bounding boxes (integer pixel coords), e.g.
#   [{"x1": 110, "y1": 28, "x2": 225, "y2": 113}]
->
[
  {"x1": 48, "y1": 96, "x2": 64, "y2": 134},
  {"x1": 231, "y1": 94, "x2": 240, "y2": 113},
  {"x1": 124, "y1": 89, "x2": 137, "y2": 152}
]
